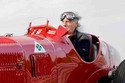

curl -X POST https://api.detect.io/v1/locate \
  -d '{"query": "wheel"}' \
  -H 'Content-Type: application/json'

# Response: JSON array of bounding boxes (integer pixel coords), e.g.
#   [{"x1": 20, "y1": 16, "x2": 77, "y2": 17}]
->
[{"x1": 113, "y1": 60, "x2": 125, "y2": 83}]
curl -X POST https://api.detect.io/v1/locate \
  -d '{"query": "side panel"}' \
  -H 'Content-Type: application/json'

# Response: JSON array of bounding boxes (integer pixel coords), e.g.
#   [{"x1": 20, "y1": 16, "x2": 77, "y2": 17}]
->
[
  {"x1": 29, "y1": 53, "x2": 56, "y2": 83},
  {"x1": 0, "y1": 52, "x2": 25, "y2": 83},
  {"x1": 86, "y1": 68, "x2": 110, "y2": 83},
  {"x1": 55, "y1": 38, "x2": 80, "y2": 83},
  {"x1": 57, "y1": 38, "x2": 110, "y2": 83}
]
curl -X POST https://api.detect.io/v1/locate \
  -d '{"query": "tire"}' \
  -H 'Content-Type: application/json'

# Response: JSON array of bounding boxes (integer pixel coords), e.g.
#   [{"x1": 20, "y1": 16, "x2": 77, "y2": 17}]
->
[
  {"x1": 98, "y1": 76, "x2": 111, "y2": 83},
  {"x1": 113, "y1": 60, "x2": 125, "y2": 83}
]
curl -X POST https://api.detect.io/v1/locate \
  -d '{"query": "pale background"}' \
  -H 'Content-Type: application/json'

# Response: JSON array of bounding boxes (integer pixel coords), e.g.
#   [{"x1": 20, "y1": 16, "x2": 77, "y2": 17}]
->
[{"x1": 0, "y1": 0, "x2": 125, "y2": 60}]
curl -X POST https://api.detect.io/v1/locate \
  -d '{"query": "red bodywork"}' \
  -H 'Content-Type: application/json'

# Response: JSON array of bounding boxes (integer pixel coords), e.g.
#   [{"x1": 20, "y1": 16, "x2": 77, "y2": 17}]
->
[{"x1": 0, "y1": 23, "x2": 121, "y2": 83}]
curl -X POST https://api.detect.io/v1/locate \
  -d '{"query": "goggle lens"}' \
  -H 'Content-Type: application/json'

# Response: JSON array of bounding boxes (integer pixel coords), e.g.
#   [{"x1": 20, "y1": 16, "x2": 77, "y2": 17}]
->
[{"x1": 61, "y1": 12, "x2": 78, "y2": 21}]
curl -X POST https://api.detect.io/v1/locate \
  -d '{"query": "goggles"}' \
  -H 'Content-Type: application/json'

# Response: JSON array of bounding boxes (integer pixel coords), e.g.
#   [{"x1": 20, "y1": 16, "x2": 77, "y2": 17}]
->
[{"x1": 60, "y1": 12, "x2": 79, "y2": 21}]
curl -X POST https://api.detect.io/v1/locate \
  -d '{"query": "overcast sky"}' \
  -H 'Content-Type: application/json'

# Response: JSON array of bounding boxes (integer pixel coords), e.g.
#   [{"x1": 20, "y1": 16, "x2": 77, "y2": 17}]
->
[{"x1": 0, "y1": 0, "x2": 125, "y2": 60}]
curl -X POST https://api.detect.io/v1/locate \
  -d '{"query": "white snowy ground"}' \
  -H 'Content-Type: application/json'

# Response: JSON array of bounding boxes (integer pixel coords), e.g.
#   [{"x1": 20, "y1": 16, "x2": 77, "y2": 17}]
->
[{"x1": 0, "y1": 0, "x2": 125, "y2": 60}]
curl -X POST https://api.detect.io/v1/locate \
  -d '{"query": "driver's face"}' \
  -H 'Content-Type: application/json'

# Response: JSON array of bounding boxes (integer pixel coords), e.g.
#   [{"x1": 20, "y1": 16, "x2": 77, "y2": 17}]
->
[{"x1": 61, "y1": 18, "x2": 78, "y2": 34}]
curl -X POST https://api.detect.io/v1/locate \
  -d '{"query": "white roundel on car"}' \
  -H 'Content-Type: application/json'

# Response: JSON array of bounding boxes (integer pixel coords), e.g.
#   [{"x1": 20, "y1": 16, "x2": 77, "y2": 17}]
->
[{"x1": 34, "y1": 41, "x2": 46, "y2": 53}]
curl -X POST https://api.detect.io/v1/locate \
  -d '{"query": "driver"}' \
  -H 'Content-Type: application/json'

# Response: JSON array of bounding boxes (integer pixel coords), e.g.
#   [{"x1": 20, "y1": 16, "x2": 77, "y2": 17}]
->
[{"x1": 60, "y1": 11, "x2": 90, "y2": 61}]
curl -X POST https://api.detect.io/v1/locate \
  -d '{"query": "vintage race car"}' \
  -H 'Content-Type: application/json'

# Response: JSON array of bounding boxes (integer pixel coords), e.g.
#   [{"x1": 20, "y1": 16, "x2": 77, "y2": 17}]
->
[{"x1": 0, "y1": 19, "x2": 124, "y2": 83}]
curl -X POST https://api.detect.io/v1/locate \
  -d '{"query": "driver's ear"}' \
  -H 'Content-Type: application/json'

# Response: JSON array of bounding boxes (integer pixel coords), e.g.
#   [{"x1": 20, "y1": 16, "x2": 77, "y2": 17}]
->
[
  {"x1": 73, "y1": 20, "x2": 78, "y2": 24},
  {"x1": 74, "y1": 20, "x2": 78, "y2": 27}
]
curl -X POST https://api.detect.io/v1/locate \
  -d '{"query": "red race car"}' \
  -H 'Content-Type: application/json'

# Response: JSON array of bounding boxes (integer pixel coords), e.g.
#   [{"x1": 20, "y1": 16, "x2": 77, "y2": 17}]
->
[{"x1": 0, "y1": 19, "x2": 124, "y2": 83}]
